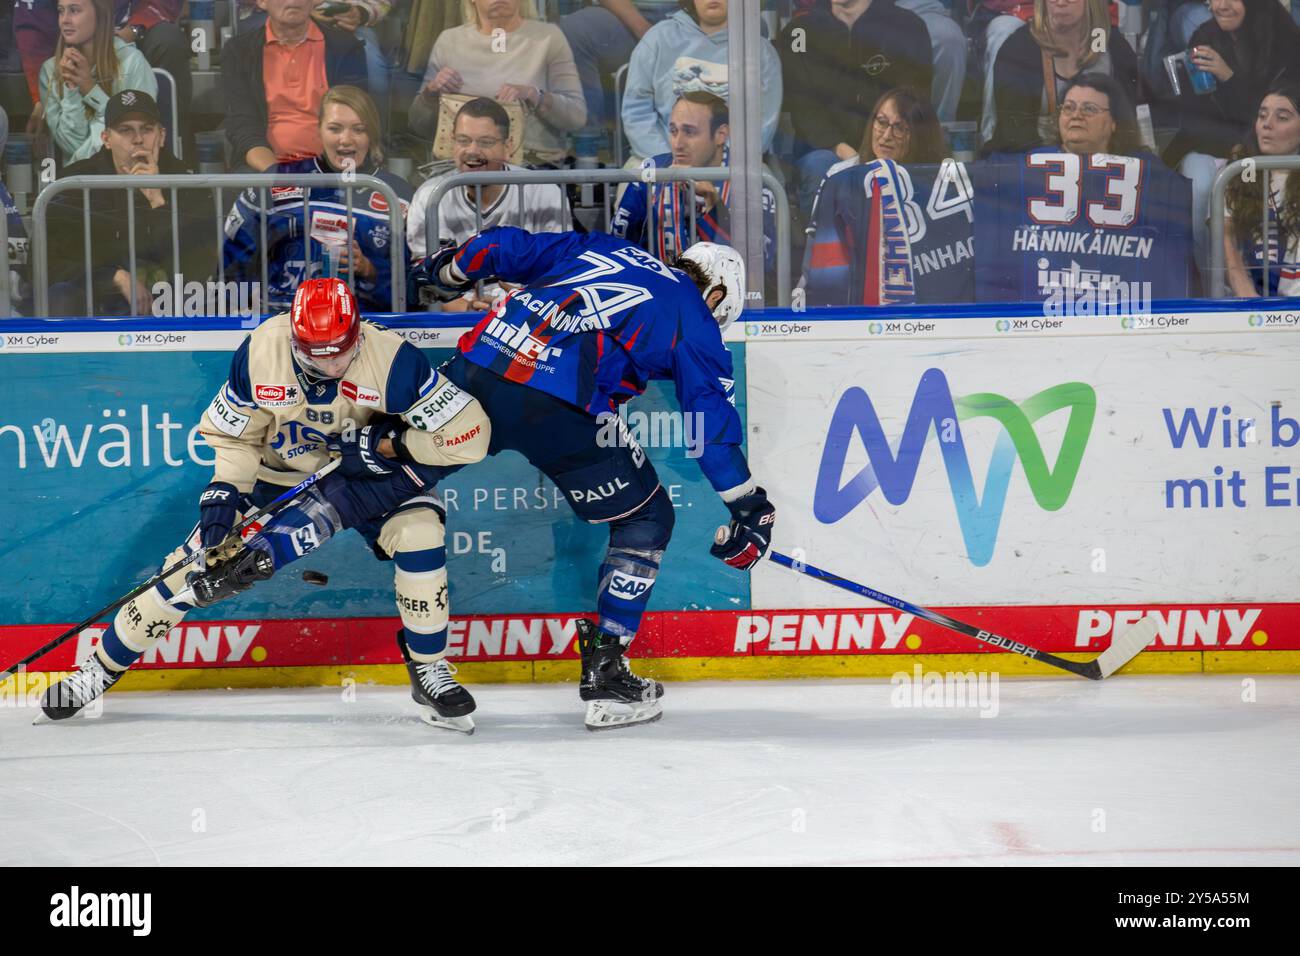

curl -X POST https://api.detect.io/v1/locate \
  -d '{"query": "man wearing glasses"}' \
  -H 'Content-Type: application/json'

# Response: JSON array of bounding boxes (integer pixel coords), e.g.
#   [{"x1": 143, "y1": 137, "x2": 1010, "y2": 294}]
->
[{"x1": 406, "y1": 98, "x2": 571, "y2": 312}]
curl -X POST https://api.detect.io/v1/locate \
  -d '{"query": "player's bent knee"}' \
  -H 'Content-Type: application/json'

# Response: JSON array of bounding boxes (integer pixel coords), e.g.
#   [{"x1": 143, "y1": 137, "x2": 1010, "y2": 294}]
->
[{"x1": 610, "y1": 486, "x2": 675, "y2": 552}]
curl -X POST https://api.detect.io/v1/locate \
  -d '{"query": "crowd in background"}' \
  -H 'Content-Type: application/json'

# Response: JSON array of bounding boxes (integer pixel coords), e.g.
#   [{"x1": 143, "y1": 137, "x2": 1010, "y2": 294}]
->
[{"x1": 2, "y1": 0, "x2": 1300, "y2": 316}]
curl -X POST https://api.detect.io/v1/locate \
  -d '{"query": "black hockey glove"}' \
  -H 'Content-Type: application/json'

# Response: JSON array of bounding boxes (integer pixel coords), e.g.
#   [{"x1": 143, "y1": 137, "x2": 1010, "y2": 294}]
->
[
  {"x1": 710, "y1": 487, "x2": 775, "y2": 572},
  {"x1": 198, "y1": 481, "x2": 240, "y2": 570},
  {"x1": 327, "y1": 422, "x2": 403, "y2": 479},
  {"x1": 409, "y1": 243, "x2": 475, "y2": 303}
]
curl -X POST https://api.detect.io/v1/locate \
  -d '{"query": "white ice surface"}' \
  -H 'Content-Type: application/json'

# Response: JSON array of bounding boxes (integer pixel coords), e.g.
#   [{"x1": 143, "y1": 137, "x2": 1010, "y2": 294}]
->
[{"x1": 2, "y1": 676, "x2": 1298, "y2": 866}]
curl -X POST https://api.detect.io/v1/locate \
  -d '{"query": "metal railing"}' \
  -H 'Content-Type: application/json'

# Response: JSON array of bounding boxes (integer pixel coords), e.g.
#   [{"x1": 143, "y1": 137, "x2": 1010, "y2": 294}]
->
[
  {"x1": 1208, "y1": 156, "x2": 1300, "y2": 298},
  {"x1": 423, "y1": 166, "x2": 792, "y2": 306},
  {"x1": 32, "y1": 173, "x2": 407, "y2": 316},
  {"x1": 1, "y1": 201, "x2": 10, "y2": 318},
  {"x1": 152, "y1": 67, "x2": 183, "y2": 162}
]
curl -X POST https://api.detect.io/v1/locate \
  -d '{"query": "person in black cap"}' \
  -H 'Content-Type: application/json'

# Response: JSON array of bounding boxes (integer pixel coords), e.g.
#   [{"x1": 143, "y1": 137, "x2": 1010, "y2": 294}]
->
[{"x1": 46, "y1": 89, "x2": 212, "y2": 317}]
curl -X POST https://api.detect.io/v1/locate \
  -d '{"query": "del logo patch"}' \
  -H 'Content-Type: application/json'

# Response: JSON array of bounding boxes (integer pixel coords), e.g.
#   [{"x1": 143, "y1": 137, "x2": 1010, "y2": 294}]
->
[{"x1": 341, "y1": 380, "x2": 382, "y2": 406}]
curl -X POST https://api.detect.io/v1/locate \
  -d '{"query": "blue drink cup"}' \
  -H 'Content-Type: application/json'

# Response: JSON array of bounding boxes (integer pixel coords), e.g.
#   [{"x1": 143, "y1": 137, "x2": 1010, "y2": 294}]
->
[{"x1": 1186, "y1": 49, "x2": 1218, "y2": 95}]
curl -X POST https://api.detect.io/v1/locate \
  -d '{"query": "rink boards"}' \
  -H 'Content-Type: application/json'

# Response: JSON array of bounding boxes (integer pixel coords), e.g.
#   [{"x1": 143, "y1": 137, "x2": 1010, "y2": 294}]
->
[{"x1": 2, "y1": 300, "x2": 1299, "y2": 687}]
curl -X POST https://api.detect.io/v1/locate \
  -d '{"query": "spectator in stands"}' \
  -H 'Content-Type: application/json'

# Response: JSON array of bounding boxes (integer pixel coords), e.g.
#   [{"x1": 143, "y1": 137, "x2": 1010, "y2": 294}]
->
[
  {"x1": 409, "y1": 0, "x2": 586, "y2": 168},
  {"x1": 1049, "y1": 72, "x2": 1143, "y2": 155},
  {"x1": 986, "y1": 0, "x2": 1139, "y2": 154},
  {"x1": 223, "y1": 85, "x2": 413, "y2": 312},
  {"x1": 612, "y1": 90, "x2": 775, "y2": 268},
  {"x1": 15, "y1": 2, "x2": 187, "y2": 144},
  {"x1": 46, "y1": 90, "x2": 206, "y2": 316},
  {"x1": 622, "y1": 0, "x2": 781, "y2": 161},
  {"x1": 114, "y1": 2, "x2": 192, "y2": 154},
  {"x1": 1166, "y1": 0, "x2": 1300, "y2": 275},
  {"x1": 896, "y1": 0, "x2": 966, "y2": 124},
  {"x1": 1224, "y1": 84, "x2": 1300, "y2": 297},
  {"x1": 778, "y1": 0, "x2": 933, "y2": 217},
  {"x1": 407, "y1": 97, "x2": 571, "y2": 311},
  {"x1": 1, "y1": 106, "x2": 31, "y2": 314},
  {"x1": 821, "y1": 86, "x2": 949, "y2": 182},
  {"x1": 39, "y1": 0, "x2": 158, "y2": 163},
  {"x1": 311, "y1": 2, "x2": 394, "y2": 105},
  {"x1": 967, "y1": 1, "x2": 1034, "y2": 146},
  {"x1": 221, "y1": 0, "x2": 366, "y2": 173},
  {"x1": 560, "y1": 1, "x2": 679, "y2": 133}
]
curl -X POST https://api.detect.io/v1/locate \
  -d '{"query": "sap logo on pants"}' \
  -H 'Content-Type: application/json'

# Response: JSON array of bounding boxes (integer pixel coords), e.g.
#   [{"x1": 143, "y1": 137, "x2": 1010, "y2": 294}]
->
[
  {"x1": 570, "y1": 477, "x2": 629, "y2": 503},
  {"x1": 291, "y1": 525, "x2": 319, "y2": 556},
  {"x1": 609, "y1": 571, "x2": 653, "y2": 601}
]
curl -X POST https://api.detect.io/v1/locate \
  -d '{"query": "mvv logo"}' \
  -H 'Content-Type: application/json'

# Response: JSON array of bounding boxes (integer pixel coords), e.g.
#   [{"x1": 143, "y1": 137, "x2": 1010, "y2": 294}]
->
[{"x1": 814, "y1": 368, "x2": 1096, "y2": 566}]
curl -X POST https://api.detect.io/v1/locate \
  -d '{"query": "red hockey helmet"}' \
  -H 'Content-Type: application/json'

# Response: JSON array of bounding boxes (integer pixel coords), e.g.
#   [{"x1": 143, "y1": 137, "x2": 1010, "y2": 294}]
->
[{"x1": 290, "y1": 278, "x2": 361, "y2": 379}]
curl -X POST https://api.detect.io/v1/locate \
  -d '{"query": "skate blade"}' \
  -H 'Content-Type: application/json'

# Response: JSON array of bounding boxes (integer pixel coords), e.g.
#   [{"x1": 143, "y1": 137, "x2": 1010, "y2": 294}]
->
[
  {"x1": 32, "y1": 702, "x2": 106, "y2": 724},
  {"x1": 418, "y1": 708, "x2": 475, "y2": 734},
  {"x1": 585, "y1": 699, "x2": 663, "y2": 731}
]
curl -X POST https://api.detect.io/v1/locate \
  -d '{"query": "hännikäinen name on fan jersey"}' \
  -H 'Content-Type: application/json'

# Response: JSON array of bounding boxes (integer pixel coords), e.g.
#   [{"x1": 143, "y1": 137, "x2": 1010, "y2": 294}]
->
[{"x1": 452, "y1": 227, "x2": 749, "y2": 493}]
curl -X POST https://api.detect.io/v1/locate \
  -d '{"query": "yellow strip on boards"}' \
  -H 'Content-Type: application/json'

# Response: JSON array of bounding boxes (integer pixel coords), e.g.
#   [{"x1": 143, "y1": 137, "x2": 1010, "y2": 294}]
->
[{"x1": 6, "y1": 650, "x2": 1298, "y2": 696}]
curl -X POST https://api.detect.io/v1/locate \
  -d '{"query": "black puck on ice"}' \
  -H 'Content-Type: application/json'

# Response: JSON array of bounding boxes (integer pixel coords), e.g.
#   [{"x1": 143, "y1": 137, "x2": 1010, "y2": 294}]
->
[{"x1": 302, "y1": 570, "x2": 329, "y2": 586}]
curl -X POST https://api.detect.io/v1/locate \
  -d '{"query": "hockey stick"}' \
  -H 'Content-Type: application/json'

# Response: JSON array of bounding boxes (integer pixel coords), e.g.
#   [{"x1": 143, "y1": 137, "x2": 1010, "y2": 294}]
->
[
  {"x1": 0, "y1": 460, "x2": 341, "y2": 682},
  {"x1": 766, "y1": 550, "x2": 1155, "y2": 680}
]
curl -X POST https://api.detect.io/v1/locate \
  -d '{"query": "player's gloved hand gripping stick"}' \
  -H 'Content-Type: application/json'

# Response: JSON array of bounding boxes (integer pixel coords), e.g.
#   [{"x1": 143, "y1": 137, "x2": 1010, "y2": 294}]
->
[
  {"x1": 762, "y1": 549, "x2": 1155, "y2": 681},
  {"x1": 0, "y1": 460, "x2": 342, "y2": 682}
]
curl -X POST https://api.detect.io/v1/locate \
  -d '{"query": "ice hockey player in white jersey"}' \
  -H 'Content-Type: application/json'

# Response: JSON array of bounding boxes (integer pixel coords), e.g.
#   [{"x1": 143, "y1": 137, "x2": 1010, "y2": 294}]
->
[{"x1": 42, "y1": 279, "x2": 491, "y2": 732}]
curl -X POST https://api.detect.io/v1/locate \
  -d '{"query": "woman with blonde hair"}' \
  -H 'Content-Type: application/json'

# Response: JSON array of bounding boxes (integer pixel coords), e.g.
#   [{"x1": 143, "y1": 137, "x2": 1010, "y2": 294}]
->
[
  {"x1": 223, "y1": 85, "x2": 414, "y2": 313},
  {"x1": 986, "y1": 0, "x2": 1139, "y2": 153},
  {"x1": 409, "y1": 0, "x2": 586, "y2": 166},
  {"x1": 39, "y1": 0, "x2": 157, "y2": 163}
]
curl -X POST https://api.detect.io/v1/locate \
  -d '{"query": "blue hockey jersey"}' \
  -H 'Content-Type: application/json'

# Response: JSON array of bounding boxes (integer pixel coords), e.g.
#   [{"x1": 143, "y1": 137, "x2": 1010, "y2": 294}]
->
[
  {"x1": 611, "y1": 150, "x2": 776, "y2": 271},
  {"x1": 221, "y1": 156, "x2": 413, "y2": 312},
  {"x1": 451, "y1": 226, "x2": 749, "y2": 493},
  {"x1": 802, "y1": 159, "x2": 976, "y2": 306},
  {"x1": 3, "y1": 180, "x2": 28, "y2": 312},
  {"x1": 973, "y1": 150, "x2": 1193, "y2": 304}
]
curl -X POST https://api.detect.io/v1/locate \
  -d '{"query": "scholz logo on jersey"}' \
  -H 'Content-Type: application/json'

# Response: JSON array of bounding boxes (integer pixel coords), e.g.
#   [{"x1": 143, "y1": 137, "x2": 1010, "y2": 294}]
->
[
  {"x1": 485, "y1": 316, "x2": 564, "y2": 363},
  {"x1": 609, "y1": 570, "x2": 653, "y2": 601}
]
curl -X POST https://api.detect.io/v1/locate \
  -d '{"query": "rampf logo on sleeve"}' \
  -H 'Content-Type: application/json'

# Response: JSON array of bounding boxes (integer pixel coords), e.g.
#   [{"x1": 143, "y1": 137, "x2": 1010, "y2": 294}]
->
[{"x1": 49, "y1": 886, "x2": 151, "y2": 936}]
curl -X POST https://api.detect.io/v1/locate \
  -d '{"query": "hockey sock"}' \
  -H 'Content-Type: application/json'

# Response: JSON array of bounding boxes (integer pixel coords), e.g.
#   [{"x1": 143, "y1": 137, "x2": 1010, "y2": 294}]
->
[
  {"x1": 96, "y1": 546, "x2": 193, "y2": 670},
  {"x1": 394, "y1": 548, "x2": 449, "y2": 662},
  {"x1": 379, "y1": 509, "x2": 450, "y2": 663},
  {"x1": 596, "y1": 546, "x2": 662, "y2": 642}
]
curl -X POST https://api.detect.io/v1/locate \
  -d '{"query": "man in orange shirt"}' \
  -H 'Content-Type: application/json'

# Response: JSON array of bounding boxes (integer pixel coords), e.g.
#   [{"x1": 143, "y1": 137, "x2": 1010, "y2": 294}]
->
[{"x1": 221, "y1": 0, "x2": 366, "y2": 171}]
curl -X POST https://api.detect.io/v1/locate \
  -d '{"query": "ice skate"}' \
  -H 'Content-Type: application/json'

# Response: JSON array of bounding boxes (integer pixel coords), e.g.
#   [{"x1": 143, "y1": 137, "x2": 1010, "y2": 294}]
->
[
  {"x1": 576, "y1": 619, "x2": 663, "y2": 731},
  {"x1": 38, "y1": 654, "x2": 123, "y2": 722},
  {"x1": 397, "y1": 631, "x2": 476, "y2": 734}
]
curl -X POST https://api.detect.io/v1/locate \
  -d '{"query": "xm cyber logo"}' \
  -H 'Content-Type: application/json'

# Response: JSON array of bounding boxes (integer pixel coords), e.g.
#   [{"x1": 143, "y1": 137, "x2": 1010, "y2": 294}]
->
[{"x1": 814, "y1": 368, "x2": 1096, "y2": 566}]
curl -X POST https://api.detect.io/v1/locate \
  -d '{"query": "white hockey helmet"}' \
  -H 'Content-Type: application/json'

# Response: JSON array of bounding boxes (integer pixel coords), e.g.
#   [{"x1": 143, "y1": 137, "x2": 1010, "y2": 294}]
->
[{"x1": 679, "y1": 242, "x2": 746, "y2": 331}]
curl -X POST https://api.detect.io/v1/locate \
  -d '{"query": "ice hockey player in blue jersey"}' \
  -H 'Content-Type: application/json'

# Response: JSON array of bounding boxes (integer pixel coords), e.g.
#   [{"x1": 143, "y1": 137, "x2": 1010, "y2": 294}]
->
[
  {"x1": 42, "y1": 279, "x2": 492, "y2": 732},
  {"x1": 410, "y1": 226, "x2": 777, "y2": 730}
]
